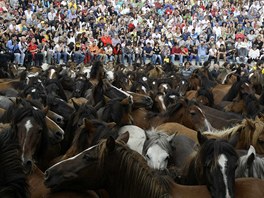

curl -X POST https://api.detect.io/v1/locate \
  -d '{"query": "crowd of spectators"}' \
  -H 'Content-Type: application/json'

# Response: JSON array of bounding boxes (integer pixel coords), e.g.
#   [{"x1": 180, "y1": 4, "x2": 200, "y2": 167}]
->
[{"x1": 0, "y1": 0, "x2": 263, "y2": 74}]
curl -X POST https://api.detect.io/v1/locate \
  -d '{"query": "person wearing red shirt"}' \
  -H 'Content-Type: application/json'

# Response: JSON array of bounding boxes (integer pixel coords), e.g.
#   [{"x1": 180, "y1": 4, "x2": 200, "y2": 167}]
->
[
  {"x1": 113, "y1": 43, "x2": 122, "y2": 64},
  {"x1": 170, "y1": 43, "x2": 181, "y2": 65},
  {"x1": 27, "y1": 37, "x2": 43, "y2": 67},
  {"x1": 180, "y1": 45, "x2": 189, "y2": 65}
]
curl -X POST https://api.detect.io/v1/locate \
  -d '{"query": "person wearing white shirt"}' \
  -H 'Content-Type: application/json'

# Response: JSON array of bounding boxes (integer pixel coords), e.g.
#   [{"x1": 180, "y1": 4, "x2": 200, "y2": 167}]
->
[
  {"x1": 213, "y1": 23, "x2": 222, "y2": 40},
  {"x1": 24, "y1": 6, "x2": 33, "y2": 24},
  {"x1": 248, "y1": 45, "x2": 260, "y2": 64},
  {"x1": 216, "y1": 37, "x2": 225, "y2": 49},
  {"x1": 146, "y1": 36, "x2": 154, "y2": 48}
]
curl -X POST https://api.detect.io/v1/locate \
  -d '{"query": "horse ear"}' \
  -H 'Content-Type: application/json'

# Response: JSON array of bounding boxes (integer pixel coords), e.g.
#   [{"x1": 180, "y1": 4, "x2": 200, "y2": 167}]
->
[
  {"x1": 71, "y1": 99, "x2": 80, "y2": 111},
  {"x1": 120, "y1": 97, "x2": 130, "y2": 105},
  {"x1": 16, "y1": 97, "x2": 22, "y2": 104},
  {"x1": 197, "y1": 131, "x2": 208, "y2": 145},
  {"x1": 116, "y1": 131, "x2": 129, "y2": 144},
  {"x1": 167, "y1": 134, "x2": 175, "y2": 142},
  {"x1": 106, "y1": 136, "x2": 116, "y2": 152},
  {"x1": 42, "y1": 106, "x2": 49, "y2": 115},
  {"x1": 104, "y1": 95, "x2": 111, "y2": 103},
  {"x1": 107, "y1": 122, "x2": 116, "y2": 129},
  {"x1": 228, "y1": 132, "x2": 240, "y2": 147},
  {"x1": 247, "y1": 153, "x2": 255, "y2": 167},
  {"x1": 26, "y1": 94, "x2": 33, "y2": 101},
  {"x1": 84, "y1": 118, "x2": 93, "y2": 128}
]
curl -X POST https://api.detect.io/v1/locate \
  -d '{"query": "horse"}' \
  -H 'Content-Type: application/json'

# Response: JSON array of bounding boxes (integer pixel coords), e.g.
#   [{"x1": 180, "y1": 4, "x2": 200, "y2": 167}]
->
[
  {"x1": 156, "y1": 122, "x2": 198, "y2": 142},
  {"x1": 44, "y1": 134, "x2": 264, "y2": 198},
  {"x1": 169, "y1": 135, "x2": 198, "y2": 169},
  {"x1": 236, "y1": 145, "x2": 264, "y2": 179},
  {"x1": 249, "y1": 69, "x2": 264, "y2": 95},
  {"x1": 118, "y1": 125, "x2": 146, "y2": 154},
  {"x1": 200, "y1": 104, "x2": 243, "y2": 130},
  {"x1": 10, "y1": 106, "x2": 50, "y2": 173},
  {"x1": 100, "y1": 96, "x2": 134, "y2": 126},
  {"x1": 133, "y1": 99, "x2": 213, "y2": 131},
  {"x1": 61, "y1": 103, "x2": 98, "y2": 154},
  {"x1": 72, "y1": 74, "x2": 92, "y2": 98},
  {"x1": 224, "y1": 93, "x2": 263, "y2": 118},
  {"x1": 0, "y1": 128, "x2": 29, "y2": 198},
  {"x1": 222, "y1": 78, "x2": 254, "y2": 102},
  {"x1": 88, "y1": 79, "x2": 153, "y2": 109},
  {"x1": 0, "y1": 99, "x2": 65, "y2": 145},
  {"x1": 203, "y1": 118, "x2": 264, "y2": 154},
  {"x1": 45, "y1": 94, "x2": 75, "y2": 121},
  {"x1": 45, "y1": 79, "x2": 68, "y2": 101},
  {"x1": 61, "y1": 118, "x2": 117, "y2": 160},
  {"x1": 196, "y1": 88, "x2": 215, "y2": 107},
  {"x1": 142, "y1": 129, "x2": 174, "y2": 170},
  {"x1": 180, "y1": 132, "x2": 239, "y2": 198}
]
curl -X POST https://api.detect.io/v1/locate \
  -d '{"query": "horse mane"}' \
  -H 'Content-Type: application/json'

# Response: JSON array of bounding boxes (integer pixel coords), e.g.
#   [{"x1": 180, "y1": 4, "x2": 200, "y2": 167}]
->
[
  {"x1": 0, "y1": 128, "x2": 29, "y2": 198},
  {"x1": 223, "y1": 78, "x2": 249, "y2": 101},
  {"x1": 11, "y1": 106, "x2": 49, "y2": 160},
  {"x1": 243, "y1": 94, "x2": 261, "y2": 118},
  {"x1": 130, "y1": 80, "x2": 150, "y2": 93},
  {"x1": 90, "y1": 61, "x2": 104, "y2": 79},
  {"x1": 101, "y1": 98, "x2": 131, "y2": 124},
  {"x1": 0, "y1": 98, "x2": 45, "y2": 124},
  {"x1": 97, "y1": 139, "x2": 172, "y2": 198},
  {"x1": 162, "y1": 101, "x2": 184, "y2": 118},
  {"x1": 142, "y1": 129, "x2": 172, "y2": 156},
  {"x1": 199, "y1": 73, "x2": 216, "y2": 90},
  {"x1": 72, "y1": 104, "x2": 97, "y2": 126},
  {"x1": 197, "y1": 88, "x2": 214, "y2": 107},
  {"x1": 45, "y1": 79, "x2": 68, "y2": 101},
  {"x1": 202, "y1": 122, "x2": 244, "y2": 139},
  {"x1": 203, "y1": 119, "x2": 264, "y2": 149},
  {"x1": 92, "y1": 79, "x2": 105, "y2": 105}
]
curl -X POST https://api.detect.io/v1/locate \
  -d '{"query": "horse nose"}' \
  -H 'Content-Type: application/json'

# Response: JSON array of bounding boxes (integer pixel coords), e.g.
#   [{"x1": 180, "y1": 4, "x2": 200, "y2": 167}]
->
[
  {"x1": 55, "y1": 131, "x2": 64, "y2": 141},
  {"x1": 146, "y1": 97, "x2": 153, "y2": 106},
  {"x1": 23, "y1": 159, "x2": 33, "y2": 171},
  {"x1": 56, "y1": 117, "x2": 63, "y2": 124}
]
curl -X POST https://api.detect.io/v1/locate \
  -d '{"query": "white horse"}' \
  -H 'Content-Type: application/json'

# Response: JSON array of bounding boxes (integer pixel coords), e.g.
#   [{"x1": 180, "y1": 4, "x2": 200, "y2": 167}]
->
[
  {"x1": 142, "y1": 129, "x2": 174, "y2": 170},
  {"x1": 236, "y1": 145, "x2": 264, "y2": 179},
  {"x1": 118, "y1": 125, "x2": 146, "y2": 155}
]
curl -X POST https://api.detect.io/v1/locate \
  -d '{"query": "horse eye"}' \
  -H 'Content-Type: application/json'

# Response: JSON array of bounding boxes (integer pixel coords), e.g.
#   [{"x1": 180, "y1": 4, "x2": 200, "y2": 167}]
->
[
  {"x1": 190, "y1": 111, "x2": 196, "y2": 115},
  {"x1": 258, "y1": 139, "x2": 264, "y2": 144},
  {"x1": 83, "y1": 153, "x2": 95, "y2": 161},
  {"x1": 146, "y1": 154, "x2": 150, "y2": 159}
]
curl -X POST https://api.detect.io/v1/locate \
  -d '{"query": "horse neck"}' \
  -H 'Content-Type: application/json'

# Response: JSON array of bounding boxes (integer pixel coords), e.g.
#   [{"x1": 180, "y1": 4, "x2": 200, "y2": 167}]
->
[{"x1": 104, "y1": 147, "x2": 171, "y2": 198}]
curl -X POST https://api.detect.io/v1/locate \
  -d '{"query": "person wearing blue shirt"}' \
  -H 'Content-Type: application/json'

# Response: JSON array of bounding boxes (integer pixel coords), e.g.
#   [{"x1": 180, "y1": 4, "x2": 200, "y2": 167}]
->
[
  {"x1": 6, "y1": 34, "x2": 17, "y2": 63},
  {"x1": 143, "y1": 42, "x2": 153, "y2": 65},
  {"x1": 182, "y1": 28, "x2": 191, "y2": 41},
  {"x1": 198, "y1": 41, "x2": 209, "y2": 66}
]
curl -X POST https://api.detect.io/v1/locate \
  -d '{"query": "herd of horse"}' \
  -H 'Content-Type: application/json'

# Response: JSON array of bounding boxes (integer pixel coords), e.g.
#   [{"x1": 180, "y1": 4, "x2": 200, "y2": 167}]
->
[{"x1": 0, "y1": 60, "x2": 264, "y2": 198}]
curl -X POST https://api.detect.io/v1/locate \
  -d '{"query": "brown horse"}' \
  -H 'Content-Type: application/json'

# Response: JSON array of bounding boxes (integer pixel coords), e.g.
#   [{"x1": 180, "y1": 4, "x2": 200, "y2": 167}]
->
[
  {"x1": 61, "y1": 118, "x2": 117, "y2": 160},
  {"x1": 203, "y1": 118, "x2": 264, "y2": 154},
  {"x1": 28, "y1": 165, "x2": 100, "y2": 198},
  {"x1": 249, "y1": 69, "x2": 264, "y2": 95},
  {"x1": 44, "y1": 135, "x2": 264, "y2": 198},
  {"x1": 156, "y1": 122, "x2": 198, "y2": 142},
  {"x1": 132, "y1": 99, "x2": 213, "y2": 132}
]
